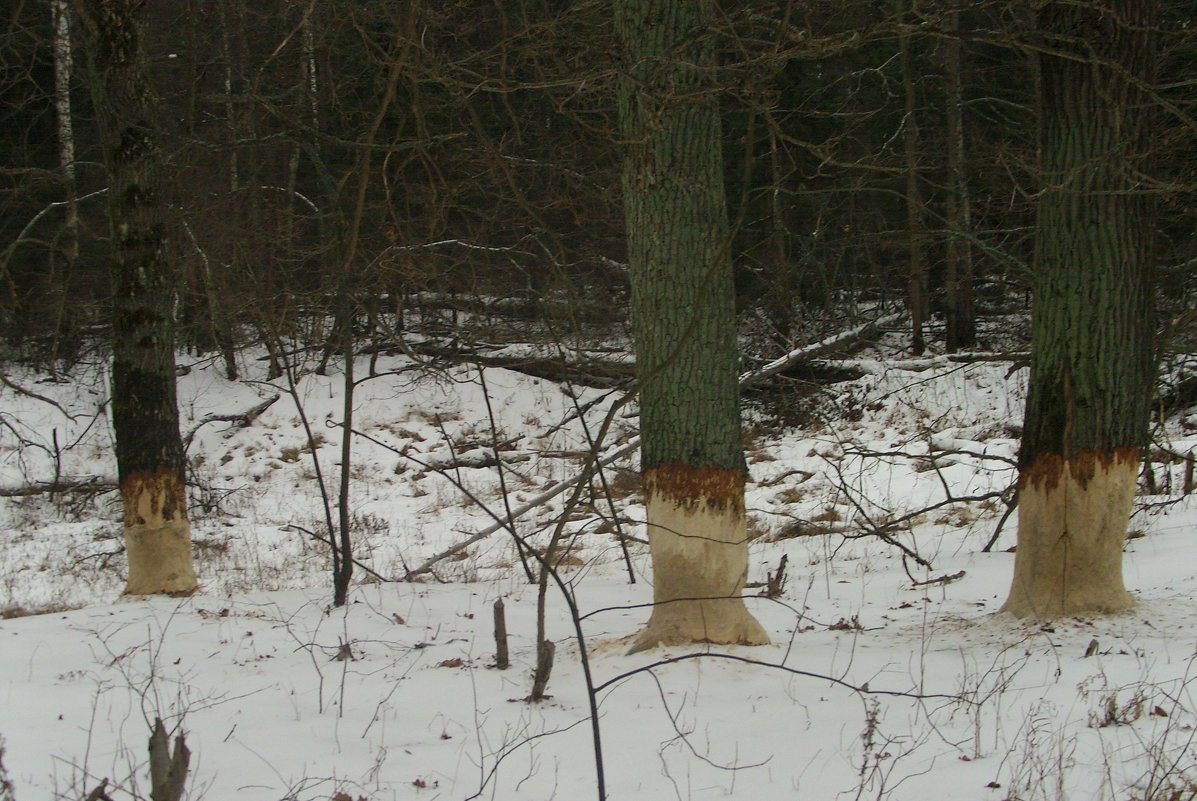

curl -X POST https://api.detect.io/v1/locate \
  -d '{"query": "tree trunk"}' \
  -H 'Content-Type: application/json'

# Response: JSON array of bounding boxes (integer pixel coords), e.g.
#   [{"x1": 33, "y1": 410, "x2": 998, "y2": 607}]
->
[
  {"x1": 50, "y1": 0, "x2": 79, "y2": 374},
  {"x1": 205, "y1": 0, "x2": 242, "y2": 381},
  {"x1": 898, "y1": 2, "x2": 927, "y2": 355},
  {"x1": 615, "y1": 0, "x2": 767, "y2": 651},
  {"x1": 1002, "y1": 0, "x2": 1157, "y2": 619},
  {"x1": 333, "y1": 277, "x2": 354, "y2": 607},
  {"x1": 75, "y1": 0, "x2": 198, "y2": 596},
  {"x1": 942, "y1": 10, "x2": 975, "y2": 352},
  {"x1": 762, "y1": 129, "x2": 794, "y2": 347}
]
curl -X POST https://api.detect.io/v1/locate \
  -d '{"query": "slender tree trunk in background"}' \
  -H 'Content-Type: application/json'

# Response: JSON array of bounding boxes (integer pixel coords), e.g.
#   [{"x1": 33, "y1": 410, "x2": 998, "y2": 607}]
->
[
  {"x1": 283, "y1": 1, "x2": 318, "y2": 247},
  {"x1": 898, "y1": 3, "x2": 927, "y2": 355},
  {"x1": 255, "y1": 4, "x2": 320, "y2": 384},
  {"x1": 615, "y1": 0, "x2": 768, "y2": 652},
  {"x1": 1002, "y1": 0, "x2": 1157, "y2": 619},
  {"x1": 179, "y1": 0, "x2": 238, "y2": 378},
  {"x1": 219, "y1": 0, "x2": 240, "y2": 194},
  {"x1": 272, "y1": 4, "x2": 318, "y2": 382},
  {"x1": 333, "y1": 276, "x2": 354, "y2": 607},
  {"x1": 327, "y1": 42, "x2": 404, "y2": 607},
  {"x1": 204, "y1": 0, "x2": 242, "y2": 381},
  {"x1": 49, "y1": 0, "x2": 78, "y2": 373},
  {"x1": 942, "y1": 10, "x2": 975, "y2": 351},
  {"x1": 74, "y1": 0, "x2": 198, "y2": 595},
  {"x1": 764, "y1": 129, "x2": 796, "y2": 348},
  {"x1": 313, "y1": 28, "x2": 345, "y2": 381}
]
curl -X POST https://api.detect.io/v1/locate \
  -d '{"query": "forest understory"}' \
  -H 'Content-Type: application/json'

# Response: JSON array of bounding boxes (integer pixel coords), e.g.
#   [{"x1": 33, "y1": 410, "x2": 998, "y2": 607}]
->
[{"x1": 2, "y1": 306, "x2": 1197, "y2": 801}]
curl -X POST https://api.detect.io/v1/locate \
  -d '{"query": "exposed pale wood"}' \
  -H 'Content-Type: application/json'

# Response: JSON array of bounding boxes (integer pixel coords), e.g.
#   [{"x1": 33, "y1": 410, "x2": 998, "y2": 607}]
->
[
  {"x1": 627, "y1": 487, "x2": 768, "y2": 653},
  {"x1": 1002, "y1": 456, "x2": 1137, "y2": 618}
]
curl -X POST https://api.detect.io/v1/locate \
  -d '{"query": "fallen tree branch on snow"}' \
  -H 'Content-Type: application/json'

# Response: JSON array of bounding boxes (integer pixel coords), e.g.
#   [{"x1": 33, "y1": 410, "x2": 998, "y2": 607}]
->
[
  {"x1": 0, "y1": 475, "x2": 116, "y2": 497},
  {"x1": 0, "y1": 371, "x2": 78, "y2": 420},
  {"x1": 407, "y1": 311, "x2": 907, "y2": 578},
  {"x1": 283, "y1": 524, "x2": 393, "y2": 584},
  {"x1": 404, "y1": 436, "x2": 641, "y2": 579},
  {"x1": 422, "y1": 450, "x2": 532, "y2": 471},
  {"x1": 738, "y1": 312, "x2": 904, "y2": 388},
  {"x1": 817, "y1": 351, "x2": 1030, "y2": 375},
  {"x1": 182, "y1": 394, "x2": 279, "y2": 452}
]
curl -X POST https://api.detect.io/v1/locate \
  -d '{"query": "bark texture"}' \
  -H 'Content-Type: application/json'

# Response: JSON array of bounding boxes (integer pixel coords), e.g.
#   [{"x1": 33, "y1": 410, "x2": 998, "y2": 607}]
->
[
  {"x1": 616, "y1": 0, "x2": 767, "y2": 650},
  {"x1": 942, "y1": 10, "x2": 975, "y2": 351},
  {"x1": 898, "y1": 4, "x2": 927, "y2": 354},
  {"x1": 76, "y1": 0, "x2": 198, "y2": 595},
  {"x1": 1002, "y1": 0, "x2": 1157, "y2": 619}
]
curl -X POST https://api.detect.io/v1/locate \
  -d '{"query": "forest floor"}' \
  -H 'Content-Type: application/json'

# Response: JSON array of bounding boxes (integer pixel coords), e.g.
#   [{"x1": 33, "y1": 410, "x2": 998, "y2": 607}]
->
[{"x1": 2, "y1": 315, "x2": 1197, "y2": 801}]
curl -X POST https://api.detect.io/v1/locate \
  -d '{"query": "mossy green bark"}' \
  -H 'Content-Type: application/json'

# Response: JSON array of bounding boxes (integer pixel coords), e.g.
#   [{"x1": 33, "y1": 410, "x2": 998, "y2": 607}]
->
[
  {"x1": 614, "y1": 0, "x2": 742, "y2": 475},
  {"x1": 1019, "y1": 1, "x2": 1157, "y2": 470},
  {"x1": 615, "y1": 0, "x2": 766, "y2": 649},
  {"x1": 1004, "y1": 0, "x2": 1157, "y2": 619}
]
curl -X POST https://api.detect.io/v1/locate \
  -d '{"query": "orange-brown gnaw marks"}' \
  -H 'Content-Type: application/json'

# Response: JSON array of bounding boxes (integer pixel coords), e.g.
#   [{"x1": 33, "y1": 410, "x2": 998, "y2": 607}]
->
[
  {"x1": 1019, "y1": 446, "x2": 1140, "y2": 493},
  {"x1": 643, "y1": 464, "x2": 746, "y2": 514},
  {"x1": 120, "y1": 466, "x2": 187, "y2": 527}
]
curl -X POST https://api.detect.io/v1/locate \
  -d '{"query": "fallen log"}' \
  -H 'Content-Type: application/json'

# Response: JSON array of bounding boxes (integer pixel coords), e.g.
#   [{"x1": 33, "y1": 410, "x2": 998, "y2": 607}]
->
[
  {"x1": 406, "y1": 341, "x2": 635, "y2": 389},
  {"x1": 817, "y1": 351, "x2": 1029, "y2": 375},
  {"x1": 0, "y1": 475, "x2": 116, "y2": 497},
  {"x1": 422, "y1": 450, "x2": 532, "y2": 470},
  {"x1": 405, "y1": 437, "x2": 641, "y2": 578},
  {"x1": 738, "y1": 312, "x2": 904, "y2": 388},
  {"x1": 399, "y1": 313, "x2": 901, "y2": 392},
  {"x1": 182, "y1": 394, "x2": 279, "y2": 452}
]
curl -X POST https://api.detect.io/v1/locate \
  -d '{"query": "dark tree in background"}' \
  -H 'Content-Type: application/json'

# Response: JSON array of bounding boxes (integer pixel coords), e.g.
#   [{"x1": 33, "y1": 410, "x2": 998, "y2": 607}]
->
[
  {"x1": 1002, "y1": 0, "x2": 1158, "y2": 619},
  {"x1": 2, "y1": 2, "x2": 1058, "y2": 370},
  {"x1": 898, "y1": 0, "x2": 929, "y2": 355},
  {"x1": 941, "y1": 7, "x2": 975, "y2": 351},
  {"x1": 73, "y1": 0, "x2": 197, "y2": 595}
]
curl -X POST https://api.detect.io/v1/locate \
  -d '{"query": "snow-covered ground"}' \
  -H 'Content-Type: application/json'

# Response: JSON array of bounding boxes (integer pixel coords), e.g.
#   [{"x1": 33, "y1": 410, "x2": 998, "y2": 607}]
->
[{"x1": 2, "y1": 332, "x2": 1197, "y2": 801}]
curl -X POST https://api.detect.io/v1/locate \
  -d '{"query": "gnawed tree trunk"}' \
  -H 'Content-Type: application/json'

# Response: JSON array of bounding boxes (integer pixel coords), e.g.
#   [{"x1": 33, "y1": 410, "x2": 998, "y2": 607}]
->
[
  {"x1": 636, "y1": 467, "x2": 765, "y2": 649},
  {"x1": 615, "y1": 0, "x2": 767, "y2": 651},
  {"x1": 1006, "y1": 452, "x2": 1139, "y2": 617},
  {"x1": 1002, "y1": 0, "x2": 1157, "y2": 619},
  {"x1": 75, "y1": 0, "x2": 198, "y2": 596}
]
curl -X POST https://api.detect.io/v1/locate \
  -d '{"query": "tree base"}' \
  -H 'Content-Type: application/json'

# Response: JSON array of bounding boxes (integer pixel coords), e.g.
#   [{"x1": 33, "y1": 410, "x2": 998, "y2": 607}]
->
[
  {"x1": 1000, "y1": 451, "x2": 1136, "y2": 619},
  {"x1": 122, "y1": 470, "x2": 198, "y2": 596},
  {"x1": 628, "y1": 603, "x2": 770, "y2": 654},
  {"x1": 124, "y1": 520, "x2": 198, "y2": 596},
  {"x1": 629, "y1": 489, "x2": 768, "y2": 653}
]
